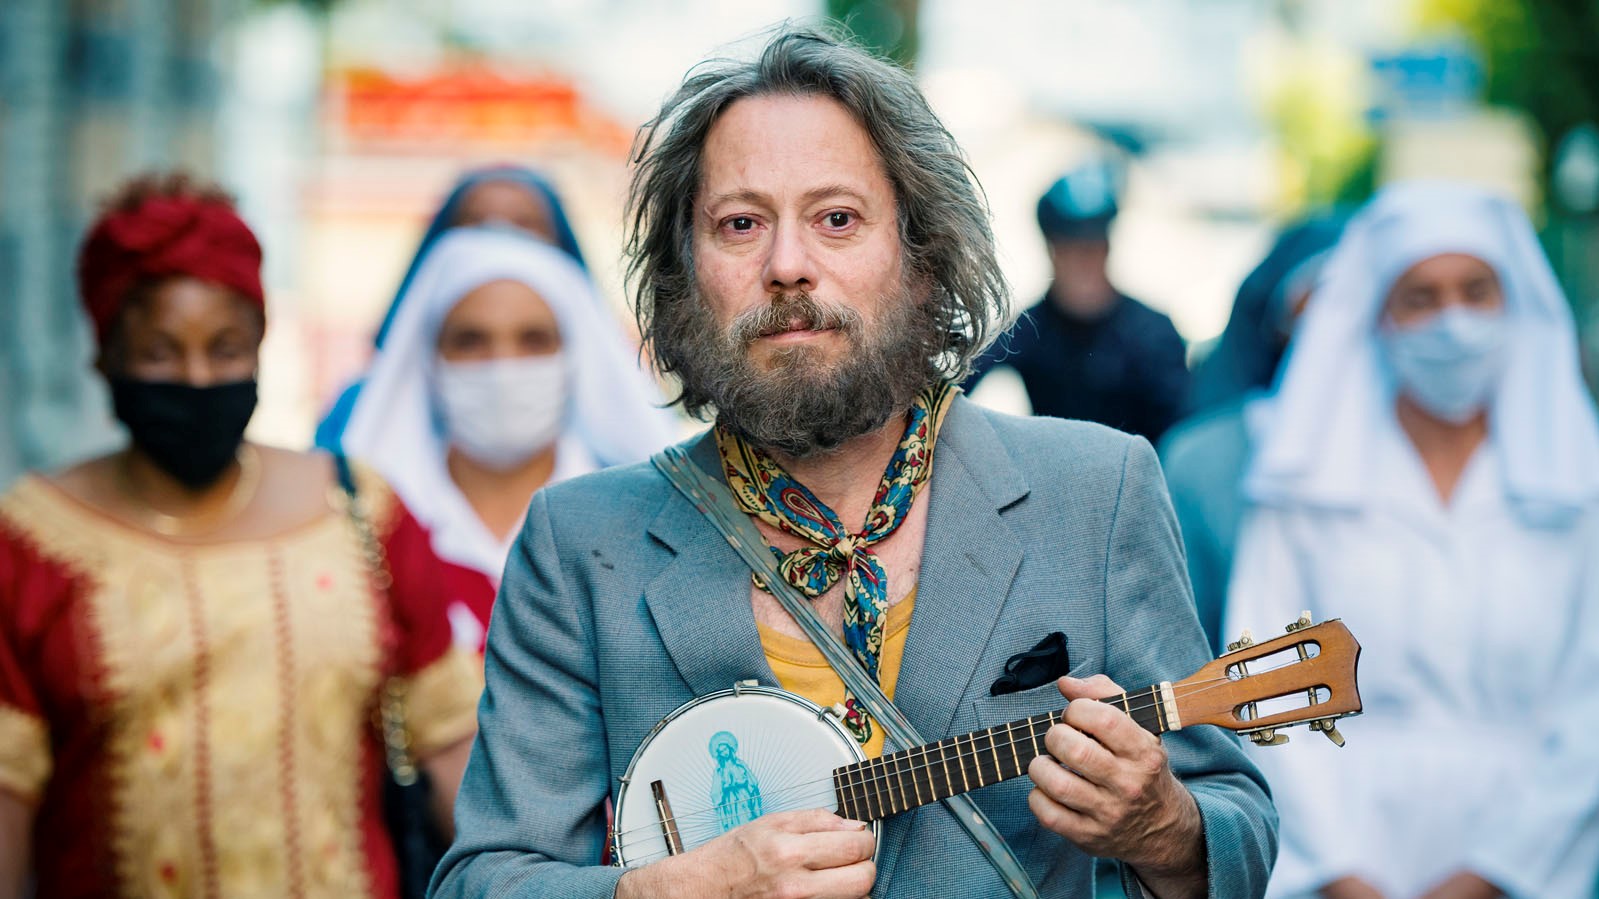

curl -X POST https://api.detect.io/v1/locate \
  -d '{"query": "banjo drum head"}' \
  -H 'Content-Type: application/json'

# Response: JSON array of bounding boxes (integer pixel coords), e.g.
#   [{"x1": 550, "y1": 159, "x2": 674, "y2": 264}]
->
[{"x1": 612, "y1": 685, "x2": 868, "y2": 866}]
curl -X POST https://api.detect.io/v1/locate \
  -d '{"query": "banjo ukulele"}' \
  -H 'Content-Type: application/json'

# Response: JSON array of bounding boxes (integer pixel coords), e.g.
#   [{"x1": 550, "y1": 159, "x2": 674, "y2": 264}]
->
[{"x1": 611, "y1": 615, "x2": 1361, "y2": 867}]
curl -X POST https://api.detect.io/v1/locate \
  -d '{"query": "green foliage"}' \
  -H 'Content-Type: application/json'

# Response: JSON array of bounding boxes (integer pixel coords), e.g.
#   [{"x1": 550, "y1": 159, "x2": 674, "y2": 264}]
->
[
  {"x1": 1261, "y1": 42, "x2": 1382, "y2": 211},
  {"x1": 825, "y1": 0, "x2": 920, "y2": 69},
  {"x1": 1415, "y1": 0, "x2": 1599, "y2": 175}
]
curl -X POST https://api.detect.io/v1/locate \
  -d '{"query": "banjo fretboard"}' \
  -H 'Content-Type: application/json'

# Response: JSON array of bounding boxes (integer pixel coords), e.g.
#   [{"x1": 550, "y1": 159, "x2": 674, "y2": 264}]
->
[{"x1": 831, "y1": 685, "x2": 1171, "y2": 822}]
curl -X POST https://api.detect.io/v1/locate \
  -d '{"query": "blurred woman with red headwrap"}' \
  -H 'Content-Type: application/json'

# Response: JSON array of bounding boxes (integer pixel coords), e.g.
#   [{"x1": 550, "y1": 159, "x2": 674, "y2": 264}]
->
[{"x1": 0, "y1": 174, "x2": 483, "y2": 898}]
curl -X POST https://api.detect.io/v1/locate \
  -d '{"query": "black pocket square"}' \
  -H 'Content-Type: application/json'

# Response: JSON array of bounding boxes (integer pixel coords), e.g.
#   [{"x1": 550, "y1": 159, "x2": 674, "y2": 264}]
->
[{"x1": 989, "y1": 632, "x2": 1070, "y2": 696}]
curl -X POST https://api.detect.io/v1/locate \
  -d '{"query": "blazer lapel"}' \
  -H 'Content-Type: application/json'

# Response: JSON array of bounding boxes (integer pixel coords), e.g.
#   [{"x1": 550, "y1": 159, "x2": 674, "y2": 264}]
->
[
  {"x1": 643, "y1": 433, "x2": 776, "y2": 698},
  {"x1": 896, "y1": 396, "x2": 1029, "y2": 741},
  {"x1": 875, "y1": 396, "x2": 1030, "y2": 893}
]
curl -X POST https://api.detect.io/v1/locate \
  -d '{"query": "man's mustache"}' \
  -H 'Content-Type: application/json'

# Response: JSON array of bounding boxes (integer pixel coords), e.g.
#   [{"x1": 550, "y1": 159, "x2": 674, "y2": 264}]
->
[{"x1": 729, "y1": 293, "x2": 862, "y2": 344}]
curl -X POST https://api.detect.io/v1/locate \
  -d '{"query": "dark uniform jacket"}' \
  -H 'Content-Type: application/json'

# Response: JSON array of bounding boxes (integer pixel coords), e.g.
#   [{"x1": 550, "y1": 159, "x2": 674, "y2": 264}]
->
[{"x1": 968, "y1": 290, "x2": 1190, "y2": 443}]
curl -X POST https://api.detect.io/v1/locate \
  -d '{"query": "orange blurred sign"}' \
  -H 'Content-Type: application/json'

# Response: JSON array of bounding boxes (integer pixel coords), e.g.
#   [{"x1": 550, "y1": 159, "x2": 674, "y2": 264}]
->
[{"x1": 329, "y1": 65, "x2": 630, "y2": 153}]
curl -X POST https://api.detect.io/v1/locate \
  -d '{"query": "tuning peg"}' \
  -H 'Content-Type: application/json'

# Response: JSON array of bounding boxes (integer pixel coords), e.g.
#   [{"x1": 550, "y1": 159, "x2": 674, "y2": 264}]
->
[
  {"x1": 1226, "y1": 629, "x2": 1256, "y2": 653},
  {"x1": 1284, "y1": 611, "x2": 1314, "y2": 633},
  {"x1": 1248, "y1": 728, "x2": 1289, "y2": 747},
  {"x1": 1311, "y1": 718, "x2": 1346, "y2": 748}
]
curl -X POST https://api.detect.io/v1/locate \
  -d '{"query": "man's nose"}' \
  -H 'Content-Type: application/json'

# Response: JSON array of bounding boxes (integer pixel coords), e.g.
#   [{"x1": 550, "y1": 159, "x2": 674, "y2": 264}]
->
[{"x1": 762, "y1": 222, "x2": 816, "y2": 292}]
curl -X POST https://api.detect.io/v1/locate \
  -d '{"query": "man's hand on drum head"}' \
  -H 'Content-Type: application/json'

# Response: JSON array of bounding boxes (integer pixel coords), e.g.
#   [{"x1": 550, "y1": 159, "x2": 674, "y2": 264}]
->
[{"x1": 615, "y1": 808, "x2": 877, "y2": 899}]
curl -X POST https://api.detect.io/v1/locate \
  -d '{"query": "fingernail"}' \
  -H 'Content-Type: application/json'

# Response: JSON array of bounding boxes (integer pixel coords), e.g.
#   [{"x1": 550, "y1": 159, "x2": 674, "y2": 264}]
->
[{"x1": 844, "y1": 819, "x2": 868, "y2": 829}]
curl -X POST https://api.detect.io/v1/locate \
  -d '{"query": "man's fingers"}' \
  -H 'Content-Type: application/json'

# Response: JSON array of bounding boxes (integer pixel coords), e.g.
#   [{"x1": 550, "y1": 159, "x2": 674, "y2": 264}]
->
[
  {"x1": 803, "y1": 858, "x2": 878, "y2": 899},
  {"x1": 799, "y1": 827, "x2": 877, "y2": 870},
  {"x1": 1042, "y1": 720, "x2": 1118, "y2": 785},
  {"x1": 1027, "y1": 752, "x2": 1102, "y2": 816},
  {"x1": 1027, "y1": 784, "x2": 1100, "y2": 845},
  {"x1": 702, "y1": 814, "x2": 877, "y2": 899},
  {"x1": 764, "y1": 808, "x2": 869, "y2": 834},
  {"x1": 1064, "y1": 695, "x2": 1160, "y2": 760},
  {"x1": 1056, "y1": 674, "x2": 1123, "y2": 701}
]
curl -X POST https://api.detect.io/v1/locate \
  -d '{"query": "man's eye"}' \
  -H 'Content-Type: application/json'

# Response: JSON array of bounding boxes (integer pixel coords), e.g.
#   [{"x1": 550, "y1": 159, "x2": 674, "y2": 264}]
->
[
  {"x1": 728, "y1": 217, "x2": 755, "y2": 232},
  {"x1": 826, "y1": 212, "x2": 853, "y2": 228}
]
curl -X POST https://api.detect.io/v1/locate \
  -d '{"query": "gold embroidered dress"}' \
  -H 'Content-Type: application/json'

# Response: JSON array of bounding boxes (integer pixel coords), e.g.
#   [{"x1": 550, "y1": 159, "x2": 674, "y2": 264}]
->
[{"x1": 0, "y1": 466, "x2": 482, "y2": 899}]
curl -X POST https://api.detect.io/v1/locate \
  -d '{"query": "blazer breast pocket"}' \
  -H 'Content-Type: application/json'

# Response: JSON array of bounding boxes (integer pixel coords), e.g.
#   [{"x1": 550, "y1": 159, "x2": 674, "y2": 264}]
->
[{"x1": 970, "y1": 680, "x2": 1068, "y2": 730}]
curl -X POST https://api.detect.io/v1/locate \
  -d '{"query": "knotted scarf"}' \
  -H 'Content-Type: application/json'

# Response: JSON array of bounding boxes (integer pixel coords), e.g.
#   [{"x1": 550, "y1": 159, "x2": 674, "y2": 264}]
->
[
  {"x1": 78, "y1": 194, "x2": 264, "y2": 344},
  {"x1": 715, "y1": 382, "x2": 955, "y2": 743}
]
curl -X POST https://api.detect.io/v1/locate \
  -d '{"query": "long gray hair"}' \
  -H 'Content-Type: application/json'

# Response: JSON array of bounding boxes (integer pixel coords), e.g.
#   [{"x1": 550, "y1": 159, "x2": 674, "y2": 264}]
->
[{"x1": 625, "y1": 24, "x2": 1009, "y2": 418}]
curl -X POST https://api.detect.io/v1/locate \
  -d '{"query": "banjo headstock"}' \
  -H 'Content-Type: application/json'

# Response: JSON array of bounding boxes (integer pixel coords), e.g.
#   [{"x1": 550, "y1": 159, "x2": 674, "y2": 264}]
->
[{"x1": 1172, "y1": 615, "x2": 1362, "y2": 747}]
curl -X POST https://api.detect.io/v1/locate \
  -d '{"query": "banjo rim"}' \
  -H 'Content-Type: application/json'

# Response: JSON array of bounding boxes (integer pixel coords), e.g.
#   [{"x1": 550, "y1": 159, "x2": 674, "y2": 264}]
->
[{"x1": 611, "y1": 681, "x2": 876, "y2": 867}]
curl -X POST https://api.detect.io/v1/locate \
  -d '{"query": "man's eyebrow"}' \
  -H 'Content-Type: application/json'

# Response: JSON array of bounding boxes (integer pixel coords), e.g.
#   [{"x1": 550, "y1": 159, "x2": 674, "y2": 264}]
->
[
  {"x1": 703, "y1": 184, "x2": 871, "y2": 209},
  {"x1": 799, "y1": 183, "x2": 869, "y2": 206},
  {"x1": 705, "y1": 189, "x2": 772, "y2": 209}
]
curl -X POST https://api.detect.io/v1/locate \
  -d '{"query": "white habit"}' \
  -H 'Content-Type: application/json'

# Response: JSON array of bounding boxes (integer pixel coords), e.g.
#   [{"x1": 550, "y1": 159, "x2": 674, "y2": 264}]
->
[{"x1": 1225, "y1": 181, "x2": 1599, "y2": 899}]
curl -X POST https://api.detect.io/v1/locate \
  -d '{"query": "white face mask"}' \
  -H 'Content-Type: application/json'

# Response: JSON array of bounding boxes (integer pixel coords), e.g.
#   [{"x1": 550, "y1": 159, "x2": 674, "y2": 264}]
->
[
  {"x1": 1378, "y1": 306, "x2": 1507, "y2": 424},
  {"x1": 434, "y1": 354, "x2": 567, "y2": 470}
]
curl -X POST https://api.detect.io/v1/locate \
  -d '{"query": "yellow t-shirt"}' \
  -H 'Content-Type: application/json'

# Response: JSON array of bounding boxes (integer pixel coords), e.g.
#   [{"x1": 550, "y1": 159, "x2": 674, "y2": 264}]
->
[{"x1": 756, "y1": 589, "x2": 916, "y2": 759}]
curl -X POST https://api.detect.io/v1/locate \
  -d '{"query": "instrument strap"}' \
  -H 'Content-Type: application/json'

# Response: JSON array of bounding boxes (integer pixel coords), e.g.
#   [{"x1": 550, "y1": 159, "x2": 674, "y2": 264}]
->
[{"x1": 653, "y1": 445, "x2": 1041, "y2": 899}]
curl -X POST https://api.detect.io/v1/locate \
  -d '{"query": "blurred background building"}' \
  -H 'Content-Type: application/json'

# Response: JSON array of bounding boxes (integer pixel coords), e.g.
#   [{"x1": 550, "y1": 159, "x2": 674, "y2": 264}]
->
[{"x1": 3, "y1": 0, "x2": 1597, "y2": 489}]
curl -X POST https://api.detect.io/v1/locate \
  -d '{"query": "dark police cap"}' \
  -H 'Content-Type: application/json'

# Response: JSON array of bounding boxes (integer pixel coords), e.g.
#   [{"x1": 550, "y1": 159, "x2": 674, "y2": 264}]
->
[{"x1": 1037, "y1": 160, "x2": 1120, "y2": 241}]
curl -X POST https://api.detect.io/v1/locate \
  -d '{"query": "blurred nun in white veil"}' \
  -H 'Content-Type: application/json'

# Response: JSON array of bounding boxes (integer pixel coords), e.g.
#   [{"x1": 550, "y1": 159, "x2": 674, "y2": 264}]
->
[
  {"x1": 1226, "y1": 180, "x2": 1599, "y2": 899},
  {"x1": 343, "y1": 226, "x2": 678, "y2": 650}
]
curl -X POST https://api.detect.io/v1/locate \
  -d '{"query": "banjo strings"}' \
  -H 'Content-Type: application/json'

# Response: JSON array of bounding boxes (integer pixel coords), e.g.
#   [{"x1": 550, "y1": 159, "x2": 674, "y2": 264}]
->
[{"x1": 613, "y1": 654, "x2": 1314, "y2": 860}]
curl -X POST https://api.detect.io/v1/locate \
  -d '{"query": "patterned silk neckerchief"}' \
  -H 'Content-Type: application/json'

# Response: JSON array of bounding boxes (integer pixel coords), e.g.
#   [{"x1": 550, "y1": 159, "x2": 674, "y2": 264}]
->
[{"x1": 715, "y1": 382, "x2": 956, "y2": 744}]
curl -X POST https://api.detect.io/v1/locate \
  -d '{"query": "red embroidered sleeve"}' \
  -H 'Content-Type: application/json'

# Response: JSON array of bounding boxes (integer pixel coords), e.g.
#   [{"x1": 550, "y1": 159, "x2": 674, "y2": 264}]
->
[
  {"x1": 378, "y1": 493, "x2": 483, "y2": 759},
  {"x1": 0, "y1": 518, "x2": 62, "y2": 802}
]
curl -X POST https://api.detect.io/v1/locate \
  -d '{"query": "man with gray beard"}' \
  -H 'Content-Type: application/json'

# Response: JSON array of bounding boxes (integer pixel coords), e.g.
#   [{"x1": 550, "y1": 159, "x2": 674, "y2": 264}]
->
[{"x1": 432, "y1": 25, "x2": 1275, "y2": 899}]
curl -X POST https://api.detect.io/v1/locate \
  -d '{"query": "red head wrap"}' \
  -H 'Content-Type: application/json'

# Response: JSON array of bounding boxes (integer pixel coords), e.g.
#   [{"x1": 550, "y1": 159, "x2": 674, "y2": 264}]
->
[{"x1": 76, "y1": 193, "x2": 265, "y2": 345}]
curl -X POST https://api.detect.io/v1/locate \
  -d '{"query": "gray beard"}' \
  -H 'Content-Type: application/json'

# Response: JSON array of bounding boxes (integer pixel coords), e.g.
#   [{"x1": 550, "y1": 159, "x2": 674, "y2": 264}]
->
[{"x1": 671, "y1": 287, "x2": 944, "y2": 458}]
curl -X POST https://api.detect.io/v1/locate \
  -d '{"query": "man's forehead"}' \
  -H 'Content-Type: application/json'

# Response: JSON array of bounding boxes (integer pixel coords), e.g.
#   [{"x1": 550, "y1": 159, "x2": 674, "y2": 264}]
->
[{"x1": 695, "y1": 93, "x2": 891, "y2": 203}]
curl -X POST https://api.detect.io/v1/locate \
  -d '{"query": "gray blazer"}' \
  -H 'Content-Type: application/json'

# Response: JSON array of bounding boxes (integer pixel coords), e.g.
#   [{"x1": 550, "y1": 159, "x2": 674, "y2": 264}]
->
[{"x1": 431, "y1": 396, "x2": 1276, "y2": 898}]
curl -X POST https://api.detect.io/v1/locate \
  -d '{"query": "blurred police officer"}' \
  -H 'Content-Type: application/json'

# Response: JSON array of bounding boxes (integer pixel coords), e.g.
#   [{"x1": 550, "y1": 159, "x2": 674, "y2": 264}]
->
[{"x1": 966, "y1": 160, "x2": 1190, "y2": 443}]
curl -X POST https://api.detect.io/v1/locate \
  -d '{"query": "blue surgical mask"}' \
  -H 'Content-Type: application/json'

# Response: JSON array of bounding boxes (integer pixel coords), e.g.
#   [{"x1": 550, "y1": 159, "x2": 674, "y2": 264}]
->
[{"x1": 1378, "y1": 307, "x2": 1507, "y2": 424}]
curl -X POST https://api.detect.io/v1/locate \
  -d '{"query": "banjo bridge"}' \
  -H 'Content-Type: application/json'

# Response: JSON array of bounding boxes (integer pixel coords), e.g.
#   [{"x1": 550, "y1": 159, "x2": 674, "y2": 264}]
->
[{"x1": 650, "y1": 779, "x2": 685, "y2": 857}]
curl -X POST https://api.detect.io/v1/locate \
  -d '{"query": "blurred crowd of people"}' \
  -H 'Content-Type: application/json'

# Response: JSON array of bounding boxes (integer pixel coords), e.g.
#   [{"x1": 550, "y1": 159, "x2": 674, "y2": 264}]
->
[{"x1": 1, "y1": 91, "x2": 1597, "y2": 899}]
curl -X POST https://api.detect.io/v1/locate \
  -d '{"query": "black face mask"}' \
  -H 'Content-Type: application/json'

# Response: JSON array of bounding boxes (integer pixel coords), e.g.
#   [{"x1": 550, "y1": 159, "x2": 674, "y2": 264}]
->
[{"x1": 109, "y1": 378, "x2": 258, "y2": 489}]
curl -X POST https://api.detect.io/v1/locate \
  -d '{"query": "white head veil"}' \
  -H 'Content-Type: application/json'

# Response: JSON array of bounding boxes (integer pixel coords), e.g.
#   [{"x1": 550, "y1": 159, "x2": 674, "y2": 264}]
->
[
  {"x1": 1245, "y1": 180, "x2": 1599, "y2": 523},
  {"x1": 342, "y1": 226, "x2": 678, "y2": 577}
]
